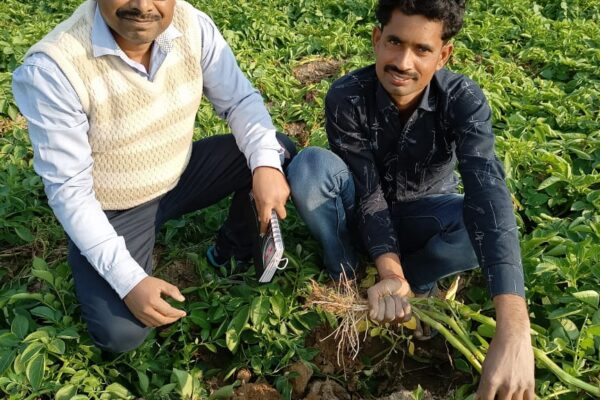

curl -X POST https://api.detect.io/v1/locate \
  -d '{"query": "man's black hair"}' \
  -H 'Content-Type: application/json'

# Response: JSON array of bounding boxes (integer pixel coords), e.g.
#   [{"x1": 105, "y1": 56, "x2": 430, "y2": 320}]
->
[{"x1": 375, "y1": 0, "x2": 466, "y2": 41}]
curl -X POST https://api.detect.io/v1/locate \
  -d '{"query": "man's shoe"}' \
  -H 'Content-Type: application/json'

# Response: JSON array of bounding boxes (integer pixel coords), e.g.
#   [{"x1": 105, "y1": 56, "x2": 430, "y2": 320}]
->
[{"x1": 206, "y1": 245, "x2": 252, "y2": 273}]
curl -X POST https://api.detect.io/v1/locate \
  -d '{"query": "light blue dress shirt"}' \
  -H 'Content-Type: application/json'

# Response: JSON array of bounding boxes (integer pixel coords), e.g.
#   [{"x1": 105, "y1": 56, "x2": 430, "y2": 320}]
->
[{"x1": 12, "y1": 6, "x2": 283, "y2": 298}]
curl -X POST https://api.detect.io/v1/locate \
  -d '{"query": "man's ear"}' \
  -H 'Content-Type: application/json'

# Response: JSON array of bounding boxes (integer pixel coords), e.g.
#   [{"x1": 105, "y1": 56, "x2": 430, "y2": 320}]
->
[
  {"x1": 372, "y1": 26, "x2": 382, "y2": 50},
  {"x1": 437, "y1": 42, "x2": 454, "y2": 70}
]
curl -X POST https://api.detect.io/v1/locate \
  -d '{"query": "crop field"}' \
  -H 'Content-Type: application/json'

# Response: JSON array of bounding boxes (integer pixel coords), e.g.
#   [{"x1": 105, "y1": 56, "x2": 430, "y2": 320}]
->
[{"x1": 0, "y1": 0, "x2": 599, "y2": 398}]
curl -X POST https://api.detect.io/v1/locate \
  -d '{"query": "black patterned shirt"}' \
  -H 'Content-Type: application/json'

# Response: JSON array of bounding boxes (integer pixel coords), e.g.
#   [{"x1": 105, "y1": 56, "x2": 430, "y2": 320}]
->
[{"x1": 325, "y1": 65, "x2": 525, "y2": 297}]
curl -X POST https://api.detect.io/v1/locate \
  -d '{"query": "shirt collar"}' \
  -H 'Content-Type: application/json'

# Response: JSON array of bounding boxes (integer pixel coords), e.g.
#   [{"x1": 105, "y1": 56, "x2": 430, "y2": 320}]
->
[{"x1": 91, "y1": 5, "x2": 182, "y2": 58}]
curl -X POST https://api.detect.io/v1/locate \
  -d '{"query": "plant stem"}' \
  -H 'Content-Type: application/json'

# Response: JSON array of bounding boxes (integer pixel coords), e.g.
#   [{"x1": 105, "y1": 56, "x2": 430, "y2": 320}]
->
[
  {"x1": 418, "y1": 307, "x2": 486, "y2": 364},
  {"x1": 412, "y1": 308, "x2": 482, "y2": 373},
  {"x1": 533, "y1": 347, "x2": 600, "y2": 397}
]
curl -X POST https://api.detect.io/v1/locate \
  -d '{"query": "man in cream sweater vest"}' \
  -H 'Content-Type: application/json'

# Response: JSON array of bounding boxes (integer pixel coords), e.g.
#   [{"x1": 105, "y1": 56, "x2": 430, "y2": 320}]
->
[{"x1": 13, "y1": 0, "x2": 295, "y2": 353}]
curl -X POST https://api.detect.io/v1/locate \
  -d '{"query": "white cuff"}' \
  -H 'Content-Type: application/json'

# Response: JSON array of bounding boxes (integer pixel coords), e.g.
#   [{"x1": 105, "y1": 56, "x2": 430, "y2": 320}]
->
[
  {"x1": 104, "y1": 257, "x2": 149, "y2": 299},
  {"x1": 249, "y1": 148, "x2": 285, "y2": 173}
]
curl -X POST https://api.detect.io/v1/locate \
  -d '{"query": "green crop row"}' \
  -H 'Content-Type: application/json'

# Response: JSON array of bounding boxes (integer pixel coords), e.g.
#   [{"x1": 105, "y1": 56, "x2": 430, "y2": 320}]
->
[{"x1": 0, "y1": 0, "x2": 598, "y2": 399}]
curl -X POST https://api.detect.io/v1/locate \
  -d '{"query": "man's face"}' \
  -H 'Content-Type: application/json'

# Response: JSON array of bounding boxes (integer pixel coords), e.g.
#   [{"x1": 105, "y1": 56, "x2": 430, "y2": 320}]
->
[
  {"x1": 372, "y1": 10, "x2": 453, "y2": 110},
  {"x1": 97, "y1": 0, "x2": 175, "y2": 47}
]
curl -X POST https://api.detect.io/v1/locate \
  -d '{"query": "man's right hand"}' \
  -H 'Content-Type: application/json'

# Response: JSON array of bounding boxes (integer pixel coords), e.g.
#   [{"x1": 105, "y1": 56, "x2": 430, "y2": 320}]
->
[{"x1": 123, "y1": 277, "x2": 187, "y2": 327}]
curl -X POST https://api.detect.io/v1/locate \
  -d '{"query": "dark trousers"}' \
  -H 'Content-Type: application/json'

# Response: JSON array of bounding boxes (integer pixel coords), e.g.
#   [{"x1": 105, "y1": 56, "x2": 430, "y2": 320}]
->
[
  {"x1": 68, "y1": 134, "x2": 296, "y2": 353},
  {"x1": 288, "y1": 147, "x2": 479, "y2": 293}
]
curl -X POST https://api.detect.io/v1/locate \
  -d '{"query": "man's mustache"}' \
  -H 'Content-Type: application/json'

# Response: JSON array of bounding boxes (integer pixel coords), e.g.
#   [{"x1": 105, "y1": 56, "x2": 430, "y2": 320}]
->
[
  {"x1": 384, "y1": 65, "x2": 418, "y2": 80},
  {"x1": 116, "y1": 8, "x2": 161, "y2": 21}
]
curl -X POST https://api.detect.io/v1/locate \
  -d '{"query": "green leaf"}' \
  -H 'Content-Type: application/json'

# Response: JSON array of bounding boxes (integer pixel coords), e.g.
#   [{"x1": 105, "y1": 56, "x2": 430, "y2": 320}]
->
[
  {"x1": 586, "y1": 325, "x2": 600, "y2": 336},
  {"x1": 548, "y1": 307, "x2": 581, "y2": 319},
  {"x1": 477, "y1": 324, "x2": 495, "y2": 338},
  {"x1": 19, "y1": 342, "x2": 45, "y2": 367},
  {"x1": 157, "y1": 383, "x2": 177, "y2": 395},
  {"x1": 104, "y1": 382, "x2": 131, "y2": 399},
  {"x1": 190, "y1": 310, "x2": 211, "y2": 330},
  {"x1": 250, "y1": 296, "x2": 269, "y2": 327},
  {"x1": 209, "y1": 383, "x2": 238, "y2": 399},
  {"x1": 0, "y1": 332, "x2": 20, "y2": 347},
  {"x1": 0, "y1": 349, "x2": 16, "y2": 375},
  {"x1": 57, "y1": 327, "x2": 80, "y2": 340},
  {"x1": 9, "y1": 292, "x2": 43, "y2": 304},
  {"x1": 47, "y1": 338, "x2": 66, "y2": 355},
  {"x1": 32, "y1": 257, "x2": 48, "y2": 270},
  {"x1": 270, "y1": 294, "x2": 285, "y2": 319},
  {"x1": 31, "y1": 269, "x2": 54, "y2": 286},
  {"x1": 14, "y1": 226, "x2": 34, "y2": 242},
  {"x1": 24, "y1": 330, "x2": 51, "y2": 342},
  {"x1": 572, "y1": 290, "x2": 599, "y2": 308},
  {"x1": 538, "y1": 176, "x2": 562, "y2": 190},
  {"x1": 560, "y1": 319, "x2": 579, "y2": 341},
  {"x1": 11, "y1": 315, "x2": 29, "y2": 339},
  {"x1": 26, "y1": 353, "x2": 45, "y2": 390},
  {"x1": 7, "y1": 104, "x2": 18, "y2": 121},
  {"x1": 172, "y1": 368, "x2": 193, "y2": 397},
  {"x1": 137, "y1": 370, "x2": 149, "y2": 394},
  {"x1": 454, "y1": 358, "x2": 472, "y2": 374},
  {"x1": 203, "y1": 343, "x2": 217, "y2": 353},
  {"x1": 55, "y1": 384, "x2": 78, "y2": 400},
  {"x1": 30, "y1": 306, "x2": 59, "y2": 322},
  {"x1": 225, "y1": 305, "x2": 250, "y2": 353}
]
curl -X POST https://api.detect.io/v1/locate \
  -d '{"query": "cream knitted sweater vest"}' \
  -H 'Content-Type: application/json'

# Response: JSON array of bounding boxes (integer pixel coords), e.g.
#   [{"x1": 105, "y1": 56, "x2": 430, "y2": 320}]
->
[{"x1": 27, "y1": 0, "x2": 204, "y2": 210}]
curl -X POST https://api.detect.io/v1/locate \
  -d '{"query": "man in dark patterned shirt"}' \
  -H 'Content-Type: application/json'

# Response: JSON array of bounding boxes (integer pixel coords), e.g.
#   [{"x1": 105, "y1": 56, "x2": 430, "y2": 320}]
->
[{"x1": 287, "y1": 0, "x2": 534, "y2": 398}]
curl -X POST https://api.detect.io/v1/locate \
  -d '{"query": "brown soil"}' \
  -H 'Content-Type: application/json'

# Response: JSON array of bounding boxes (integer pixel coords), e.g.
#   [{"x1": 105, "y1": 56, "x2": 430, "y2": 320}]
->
[
  {"x1": 236, "y1": 368, "x2": 252, "y2": 384},
  {"x1": 0, "y1": 115, "x2": 26, "y2": 135},
  {"x1": 155, "y1": 256, "x2": 198, "y2": 289},
  {"x1": 305, "y1": 322, "x2": 469, "y2": 399},
  {"x1": 292, "y1": 58, "x2": 342, "y2": 85},
  {"x1": 233, "y1": 382, "x2": 281, "y2": 400},
  {"x1": 305, "y1": 379, "x2": 350, "y2": 400},
  {"x1": 287, "y1": 360, "x2": 313, "y2": 398},
  {"x1": 307, "y1": 324, "x2": 364, "y2": 376},
  {"x1": 378, "y1": 390, "x2": 436, "y2": 400},
  {"x1": 285, "y1": 121, "x2": 310, "y2": 147}
]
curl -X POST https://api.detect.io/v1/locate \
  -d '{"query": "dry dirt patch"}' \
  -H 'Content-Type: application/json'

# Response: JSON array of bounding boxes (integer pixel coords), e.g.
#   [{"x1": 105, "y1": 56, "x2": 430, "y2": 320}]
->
[
  {"x1": 292, "y1": 58, "x2": 342, "y2": 85},
  {"x1": 285, "y1": 121, "x2": 310, "y2": 147},
  {"x1": 0, "y1": 115, "x2": 26, "y2": 135},
  {"x1": 233, "y1": 382, "x2": 281, "y2": 400}
]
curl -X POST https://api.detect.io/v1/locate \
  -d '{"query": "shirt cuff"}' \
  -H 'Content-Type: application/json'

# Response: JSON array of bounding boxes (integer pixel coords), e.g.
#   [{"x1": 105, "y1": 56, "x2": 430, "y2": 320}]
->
[
  {"x1": 485, "y1": 263, "x2": 526, "y2": 298},
  {"x1": 103, "y1": 257, "x2": 149, "y2": 299},
  {"x1": 369, "y1": 244, "x2": 399, "y2": 262},
  {"x1": 249, "y1": 148, "x2": 284, "y2": 173}
]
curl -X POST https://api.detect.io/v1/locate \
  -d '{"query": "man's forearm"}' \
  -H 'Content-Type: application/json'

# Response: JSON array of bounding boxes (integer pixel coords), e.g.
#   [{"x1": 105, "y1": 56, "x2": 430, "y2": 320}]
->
[
  {"x1": 493, "y1": 293, "x2": 530, "y2": 335},
  {"x1": 375, "y1": 252, "x2": 406, "y2": 280}
]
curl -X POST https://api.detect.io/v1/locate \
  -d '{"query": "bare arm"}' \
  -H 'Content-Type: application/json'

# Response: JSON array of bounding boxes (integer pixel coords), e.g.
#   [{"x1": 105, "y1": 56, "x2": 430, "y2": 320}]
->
[{"x1": 476, "y1": 294, "x2": 535, "y2": 400}]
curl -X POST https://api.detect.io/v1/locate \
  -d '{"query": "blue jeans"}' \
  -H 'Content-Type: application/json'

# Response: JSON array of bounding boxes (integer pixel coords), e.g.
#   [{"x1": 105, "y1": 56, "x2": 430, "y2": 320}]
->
[{"x1": 287, "y1": 147, "x2": 479, "y2": 294}]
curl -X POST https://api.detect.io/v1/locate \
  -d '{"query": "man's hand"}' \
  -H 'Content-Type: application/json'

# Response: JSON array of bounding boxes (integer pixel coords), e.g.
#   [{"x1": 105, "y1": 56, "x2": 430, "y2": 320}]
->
[
  {"x1": 123, "y1": 277, "x2": 187, "y2": 327},
  {"x1": 476, "y1": 294, "x2": 535, "y2": 400},
  {"x1": 367, "y1": 277, "x2": 412, "y2": 322},
  {"x1": 252, "y1": 166, "x2": 290, "y2": 233},
  {"x1": 369, "y1": 252, "x2": 412, "y2": 323}
]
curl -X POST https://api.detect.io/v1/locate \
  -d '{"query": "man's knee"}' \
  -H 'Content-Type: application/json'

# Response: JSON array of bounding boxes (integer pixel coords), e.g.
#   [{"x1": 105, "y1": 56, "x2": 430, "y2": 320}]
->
[
  {"x1": 88, "y1": 318, "x2": 150, "y2": 353},
  {"x1": 287, "y1": 147, "x2": 349, "y2": 190}
]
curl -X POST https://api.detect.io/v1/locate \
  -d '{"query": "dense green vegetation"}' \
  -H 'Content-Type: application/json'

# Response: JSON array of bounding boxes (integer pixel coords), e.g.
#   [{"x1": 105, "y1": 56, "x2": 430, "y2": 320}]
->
[{"x1": 0, "y1": 0, "x2": 599, "y2": 398}]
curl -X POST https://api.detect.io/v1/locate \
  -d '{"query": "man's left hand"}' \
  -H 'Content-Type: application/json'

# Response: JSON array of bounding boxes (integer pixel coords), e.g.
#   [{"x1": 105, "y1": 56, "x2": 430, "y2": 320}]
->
[
  {"x1": 367, "y1": 277, "x2": 412, "y2": 323},
  {"x1": 476, "y1": 295, "x2": 535, "y2": 400},
  {"x1": 252, "y1": 166, "x2": 290, "y2": 233}
]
